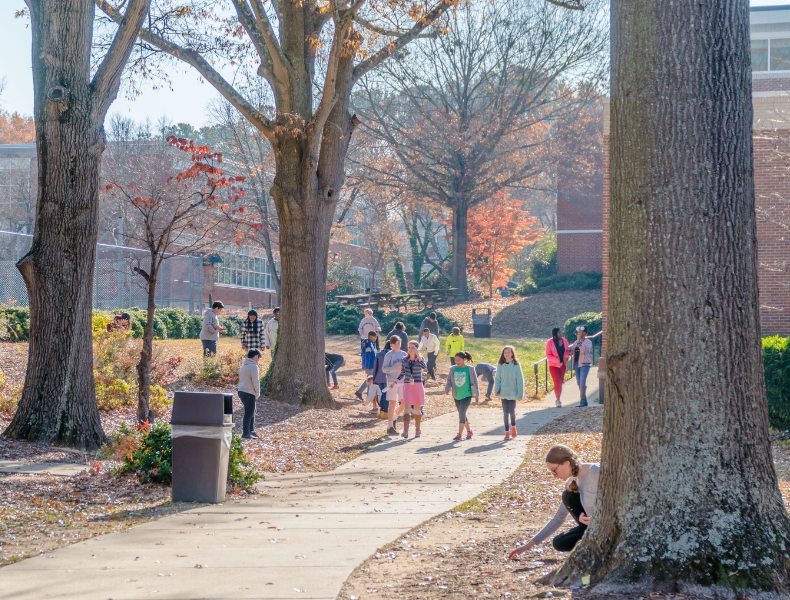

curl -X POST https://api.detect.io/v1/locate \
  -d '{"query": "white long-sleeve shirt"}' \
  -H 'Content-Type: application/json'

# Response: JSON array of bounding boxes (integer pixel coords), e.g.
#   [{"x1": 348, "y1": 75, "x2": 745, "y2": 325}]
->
[
  {"x1": 418, "y1": 333, "x2": 440, "y2": 354},
  {"x1": 263, "y1": 317, "x2": 279, "y2": 348}
]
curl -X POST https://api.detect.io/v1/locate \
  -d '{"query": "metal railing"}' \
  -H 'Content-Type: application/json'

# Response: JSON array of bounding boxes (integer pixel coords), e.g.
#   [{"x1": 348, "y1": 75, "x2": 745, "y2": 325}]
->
[
  {"x1": 0, "y1": 230, "x2": 203, "y2": 313},
  {"x1": 532, "y1": 331, "x2": 603, "y2": 397}
]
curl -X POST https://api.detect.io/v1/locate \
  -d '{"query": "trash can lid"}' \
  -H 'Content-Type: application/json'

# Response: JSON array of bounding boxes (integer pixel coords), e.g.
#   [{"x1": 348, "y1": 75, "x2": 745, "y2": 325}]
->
[{"x1": 171, "y1": 391, "x2": 229, "y2": 426}]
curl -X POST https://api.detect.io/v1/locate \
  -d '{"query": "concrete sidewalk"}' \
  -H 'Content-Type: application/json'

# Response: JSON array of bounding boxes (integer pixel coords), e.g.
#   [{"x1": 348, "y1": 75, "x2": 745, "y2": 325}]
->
[{"x1": 0, "y1": 370, "x2": 598, "y2": 600}]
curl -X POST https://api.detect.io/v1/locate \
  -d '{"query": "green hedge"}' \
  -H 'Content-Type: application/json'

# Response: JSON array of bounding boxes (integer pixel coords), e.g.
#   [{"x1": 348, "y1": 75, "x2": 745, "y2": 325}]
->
[
  {"x1": 563, "y1": 312, "x2": 602, "y2": 341},
  {"x1": 764, "y1": 335, "x2": 790, "y2": 431},
  {"x1": 325, "y1": 304, "x2": 459, "y2": 336},
  {"x1": 516, "y1": 271, "x2": 602, "y2": 296},
  {"x1": 0, "y1": 307, "x2": 30, "y2": 341}
]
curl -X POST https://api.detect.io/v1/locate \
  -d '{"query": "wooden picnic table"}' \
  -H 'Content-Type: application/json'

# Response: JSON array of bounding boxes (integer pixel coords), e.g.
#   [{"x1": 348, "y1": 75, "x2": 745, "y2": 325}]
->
[{"x1": 335, "y1": 288, "x2": 460, "y2": 310}]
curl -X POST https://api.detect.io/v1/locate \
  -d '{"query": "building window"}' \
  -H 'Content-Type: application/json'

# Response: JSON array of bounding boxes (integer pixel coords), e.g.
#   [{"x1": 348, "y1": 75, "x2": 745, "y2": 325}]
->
[
  {"x1": 751, "y1": 38, "x2": 790, "y2": 73},
  {"x1": 214, "y1": 246, "x2": 274, "y2": 290}
]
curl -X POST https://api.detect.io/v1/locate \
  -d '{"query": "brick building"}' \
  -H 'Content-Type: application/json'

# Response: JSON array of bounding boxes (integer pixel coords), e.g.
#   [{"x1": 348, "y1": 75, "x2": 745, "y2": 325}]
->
[
  {"x1": 602, "y1": 5, "x2": 790, "y2": 349},
  {"x1": 556, "y1": 162, "x2": 603, "y2": 275}
]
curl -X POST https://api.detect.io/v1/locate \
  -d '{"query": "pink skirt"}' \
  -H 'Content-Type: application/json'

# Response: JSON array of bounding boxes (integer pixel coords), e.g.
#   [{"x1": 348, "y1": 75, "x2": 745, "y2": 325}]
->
[{"x1": 402, "y1": 381, "x2": 425, "y2": 405}]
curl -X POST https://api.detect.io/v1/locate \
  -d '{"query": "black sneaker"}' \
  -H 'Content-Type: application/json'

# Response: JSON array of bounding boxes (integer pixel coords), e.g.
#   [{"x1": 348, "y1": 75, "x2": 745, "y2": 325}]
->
[
  {"x1": 249, "y1": 431, "x2": 258, "y2": 438},
  {"x1": 241, "y1": 434, "x2": 251, "y2": 439},
  {"x1": 578, "y1": 400, "x2": 588, "y2": 407},
  {"x1": 355, "y1": 391, "x2": 364, "y2": 401},
  {"x1": 387, "y1": 426, "x2": 398, "y2": 435}
]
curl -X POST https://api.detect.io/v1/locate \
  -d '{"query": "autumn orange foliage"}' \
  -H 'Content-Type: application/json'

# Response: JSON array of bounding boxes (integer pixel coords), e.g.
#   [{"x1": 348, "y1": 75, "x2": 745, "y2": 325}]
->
[
  {"x1": 466, "y1": 190, "x2": 541, "y2": 297},
  {"x1": 0, "y1": 110, "x2": 35, "y2": 144}
]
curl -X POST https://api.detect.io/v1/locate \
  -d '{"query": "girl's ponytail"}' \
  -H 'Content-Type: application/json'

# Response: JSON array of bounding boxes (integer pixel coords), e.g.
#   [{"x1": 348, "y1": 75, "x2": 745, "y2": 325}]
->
[{"x1": 454, "y1": 351, "x2": 474, "y2": 363}]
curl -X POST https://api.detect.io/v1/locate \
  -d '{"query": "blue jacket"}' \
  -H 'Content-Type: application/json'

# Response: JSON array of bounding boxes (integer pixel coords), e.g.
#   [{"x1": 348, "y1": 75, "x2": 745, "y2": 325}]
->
[
  {"x1": 494, "y1": 361, "x2": 524, "y2": 400},
  {"x1": 362, "y1": 339, "x2": 377, "y2": 370}
]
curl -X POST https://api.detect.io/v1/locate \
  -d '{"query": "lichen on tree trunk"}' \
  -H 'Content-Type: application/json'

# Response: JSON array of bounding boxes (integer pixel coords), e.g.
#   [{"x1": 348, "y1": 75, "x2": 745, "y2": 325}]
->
[{"x1": 554, "y1": 0, "x2": 790, "y2": 595}]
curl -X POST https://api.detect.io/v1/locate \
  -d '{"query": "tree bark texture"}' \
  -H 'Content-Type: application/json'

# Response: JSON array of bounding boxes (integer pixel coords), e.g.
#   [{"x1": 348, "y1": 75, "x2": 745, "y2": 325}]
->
[
  {"x1": 264, "y1": 106, "x2": 356, "y2": 407},
  {"x1": 451, "y1": 200, "x2": 469, "y2": 297},
  {"x1": 136, "y1": 263, "x2": 157, "y2": 424},
  {"x1": 557, "y1": 0, "x2": 790, "y2": 594},
  {"x1": 5, "y1": 0, "x2": 149, "y2": 449}
]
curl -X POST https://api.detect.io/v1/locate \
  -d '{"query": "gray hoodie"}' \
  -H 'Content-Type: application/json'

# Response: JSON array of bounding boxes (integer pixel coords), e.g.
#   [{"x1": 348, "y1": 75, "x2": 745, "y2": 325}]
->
[
  {"x1": 238, "y1": 357, "x2": 260, "y2": 397},
  {"x1": 200, "y1": 309, "x2": 221, "y2": 341}
]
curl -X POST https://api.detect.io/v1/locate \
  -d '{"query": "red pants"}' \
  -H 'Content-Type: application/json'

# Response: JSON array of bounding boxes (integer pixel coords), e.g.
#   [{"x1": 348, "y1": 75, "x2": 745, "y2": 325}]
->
[{"x1": 549, "y1": 364, "x2": 567, "y2": 399}]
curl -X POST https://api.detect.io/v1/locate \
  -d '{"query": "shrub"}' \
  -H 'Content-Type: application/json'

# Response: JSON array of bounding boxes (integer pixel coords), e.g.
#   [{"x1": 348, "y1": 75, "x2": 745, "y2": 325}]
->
[
  {"x1": 563, "y1": 312, "x2": 602, "y2": 341},
  {"x1": 187, "y1": 351, "x2": 241, "y2": 383},
  {"x1": 324, "y1": 305, "x2": 460, "y2": 337},
  {"x1": 0, "y1": 307, "x2": 30, "y2": 341},
  {"x1": 764, "y1": 335, "x2": 790, "y2": 431},
  {"x1": 377, "y1": 310, "x2": 458, "y2": 337},
  {"x1": 149, "y1": 384, "x2": 173, "y2": 415},
  {"x1": 157, "y1": 308, "x2": 189, "y2": 339},
  {"x1": 95, "y1": 376, "x2": 136, "y2": 411},
  {"x1": 186, "y1": 315, "x2": 203, "y2": 338},
  {"x1": 92, "y1": 314, "x2": 112, "y2": 335},
  {"x1": 117, "y1": 423, "x2": 263, "y2": 490},
  {"x1": 0, "y1": 369, "x2": 20, "y2": 417},
  {"x1": 220, "y1": 315, "x2": 243, "y2": 338},
  {"x1": 119, "y1": 422, "x2": 173, "y2": 484},
  {"x1": 325, "y1": 304, "x2": 365, "y2": 335},
  {"x1": 516, "y1": 271, "x2": 602, "y2": 296},
  {"x1": 228, "y1": 433, "x2": 264, "y2": 490}
]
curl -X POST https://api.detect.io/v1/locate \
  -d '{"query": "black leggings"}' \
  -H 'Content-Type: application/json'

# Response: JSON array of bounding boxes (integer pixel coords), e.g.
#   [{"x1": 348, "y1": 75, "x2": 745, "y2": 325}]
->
[
  {"x1": 238, "y1": 391, "x2": 257, "y2": 436},
  {"x1": 552, "y1": 490, "x2": 587, "y2": 552},
  {"x1": 455, "y1": 396, "x2": 472, "y2": 423},
  {"x1": 501, "y1": 399, "x2": 516, "y2": 429}
]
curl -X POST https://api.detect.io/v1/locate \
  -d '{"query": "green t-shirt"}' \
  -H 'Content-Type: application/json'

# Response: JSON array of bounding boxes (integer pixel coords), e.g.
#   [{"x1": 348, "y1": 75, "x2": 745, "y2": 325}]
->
[{"x1": 452, "y1": 365, "x2": 473, "y2": 399}]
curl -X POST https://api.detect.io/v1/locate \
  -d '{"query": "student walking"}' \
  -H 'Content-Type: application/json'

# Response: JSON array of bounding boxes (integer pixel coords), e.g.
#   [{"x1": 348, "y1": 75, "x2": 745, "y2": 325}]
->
[
  {"x1": 263, "y1": 307, "x2": 280, "y2": 355},
  {"x1": 240, "y1": 310, "x2": 266, "y2": 353},
  {"x1": 325, "y1": 352, "x2": 345, "y2": 389},
  {"x1": 445, "y1": 351, "x2": 479, "y2": 441},
  {"x1": 371, "y1": 340, "x2": 391, "y2": 418},
  {"x1": 474, "y1": 362, "x2": 497, "y2": 402},
  {"x1": 237, "y1": 350, "x2": 261, "y2": 439},
  {"x1": 508, "y1": 445, "x2": 599, "y2": 558},
  {"x1": 199, "y1": 301, "x2": 225, "y2": 356},
  {"x1": 358, "y1": 308, "x2": 382, "y2": 355},
  {"x1": 382, "y1": 336, "x2": 408, "y2": 435},
  {"x1": 494, "y1": 346, "x2": 524, "y2": 440},
  {"x1": 420, "y1": 312, "x2": 440, "y2": 338},
  {"x1": 386, "y1": 322, "x2": 409, "y2": 349},
  {"x1": 417, "y1": 328, "x2": 440, "y2": 379},
  {"x1": 445, "y1": 327, "x2": 465, "y2": 367},
  {"x1": 568, "y1": 325, "x2": 593, "y2": 407},
  {"x1": 546, "y1": 328, "x2": 570, "y2": 408},
  {"x1": 355, "y1": 331, "x2": 379, "y2": 400},
  {"x1": 392, "y1": 341, "x2": 428, "y2": 439}
]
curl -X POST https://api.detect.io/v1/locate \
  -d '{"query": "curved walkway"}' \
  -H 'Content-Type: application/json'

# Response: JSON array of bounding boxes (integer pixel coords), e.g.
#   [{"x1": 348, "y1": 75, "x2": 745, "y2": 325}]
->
[{"x1": 0, "y1": 371, "x2": 597, "y2": 599}]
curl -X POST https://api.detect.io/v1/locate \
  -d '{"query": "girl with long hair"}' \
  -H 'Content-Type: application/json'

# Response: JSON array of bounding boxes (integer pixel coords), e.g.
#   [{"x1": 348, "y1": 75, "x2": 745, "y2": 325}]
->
[
  {"x1": 545, "y1": 327, "x2": 570, "y2": 408},
  {"x1": 494, "y1": 346, "x2": 524, "y2": 440},
  {"x1": 508, "y1": 445, "x2": 599, "y2": 558},
  {"x1": 240, "y1": 309, "x2": 265, "y2": 354}
]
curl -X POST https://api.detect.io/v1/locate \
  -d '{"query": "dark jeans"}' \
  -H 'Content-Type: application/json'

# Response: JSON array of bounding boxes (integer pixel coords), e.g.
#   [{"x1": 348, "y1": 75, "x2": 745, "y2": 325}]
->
[
  {"x1": 552, "y1": 490, "x2": 587, "y2": 552},
  {"x1": 501, "y1": 399, "x2": 516, "y2": 429},
  {"x1": 426, "y1": 352, "x2": 437, "y2": 378},
  {"x1": 201, "y1": 340, "x2": 217, "y2": 356},
  {"x1": 326, "y1": 359, "x2": 343, "y2": 385},
  {"x1": 238, "y1": 391, "x2": 257, "y2": 436},
  {"x1": 378, "y1": 390, "x2": 389, "y2": 413}
]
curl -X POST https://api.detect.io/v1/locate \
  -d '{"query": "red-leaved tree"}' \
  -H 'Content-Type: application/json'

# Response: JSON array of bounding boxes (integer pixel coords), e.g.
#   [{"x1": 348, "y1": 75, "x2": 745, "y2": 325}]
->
[
  {"x1": 103, "y1": 137, "x2": 244, "y2": 423},
  {"x1": 466, "y1": 191, "x2": 542, "y2": 297}
]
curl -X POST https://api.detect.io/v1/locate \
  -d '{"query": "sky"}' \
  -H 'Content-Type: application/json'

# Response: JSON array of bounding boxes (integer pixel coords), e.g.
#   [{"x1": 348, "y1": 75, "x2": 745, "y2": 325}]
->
[{"x1": 1, "y1": 0, "x2": 788, "y2": 129}]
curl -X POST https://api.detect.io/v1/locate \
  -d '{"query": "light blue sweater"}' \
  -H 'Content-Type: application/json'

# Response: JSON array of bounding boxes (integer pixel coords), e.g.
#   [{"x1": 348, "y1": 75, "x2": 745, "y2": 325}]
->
[{"x1": 493, "y1": 361, "x2": 524, "y2": 400}]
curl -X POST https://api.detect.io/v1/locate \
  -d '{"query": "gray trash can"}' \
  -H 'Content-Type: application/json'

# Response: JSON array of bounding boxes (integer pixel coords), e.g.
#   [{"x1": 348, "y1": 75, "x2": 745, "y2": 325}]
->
[
  {"x1": 170, "y1": 392, "x2": 234, "y2": 503},
  {"x1": 472, "y1": 308, "x2": 492, "y2": 338}
]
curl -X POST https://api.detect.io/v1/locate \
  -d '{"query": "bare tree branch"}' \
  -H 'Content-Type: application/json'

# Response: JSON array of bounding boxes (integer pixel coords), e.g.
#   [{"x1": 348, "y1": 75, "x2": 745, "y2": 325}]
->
[
  {"x1": 95, "y1": 0, "x2": 275, "y2": 138},
  {"x1": 545, "y1": 0, "x2": 585, "y2": 9},
  {"x1": 92, "y1": 0, "x2": 151, "y2": 119}
]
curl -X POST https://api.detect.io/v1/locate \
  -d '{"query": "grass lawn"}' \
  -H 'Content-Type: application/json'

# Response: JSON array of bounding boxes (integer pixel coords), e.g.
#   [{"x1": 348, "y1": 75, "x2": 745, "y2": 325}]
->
[{"x1": 459, "y1": 337, "x2": 547, "y2": 397}]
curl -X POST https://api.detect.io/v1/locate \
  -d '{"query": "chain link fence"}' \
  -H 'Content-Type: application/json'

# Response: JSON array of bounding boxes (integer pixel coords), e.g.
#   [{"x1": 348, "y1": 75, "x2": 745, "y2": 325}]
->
[{"x1": 0, "y1": 231, "x2": 203, "y2": 313}]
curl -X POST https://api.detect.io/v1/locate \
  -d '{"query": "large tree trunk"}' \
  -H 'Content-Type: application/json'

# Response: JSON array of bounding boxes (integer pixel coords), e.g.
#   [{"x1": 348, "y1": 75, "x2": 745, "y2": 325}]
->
[
  {"x1": 265, "y1": 130, "x2": 337, "y2": 408},
  {"x1": 136, "y1": 262, "x2": 158, "y2": 424},
  {"x1": 556, "y1": 0, "x2": 790, "y2": 594},
  {"x1": 4, "y1": 1, "x2": 105, "y2": 449},
  {"x1": 450, "y1": 199, "x2": 469, "y2": 297}
]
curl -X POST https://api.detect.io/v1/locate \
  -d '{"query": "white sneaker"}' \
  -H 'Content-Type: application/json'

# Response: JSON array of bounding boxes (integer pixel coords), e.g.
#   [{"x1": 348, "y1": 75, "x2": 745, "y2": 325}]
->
[{"x1": 555, "y1": 400, "x2": 562, "y2": 408}]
